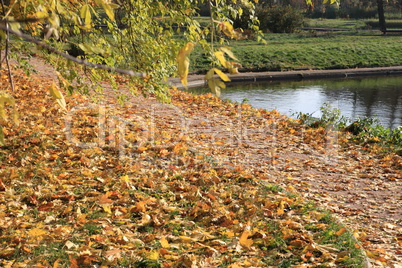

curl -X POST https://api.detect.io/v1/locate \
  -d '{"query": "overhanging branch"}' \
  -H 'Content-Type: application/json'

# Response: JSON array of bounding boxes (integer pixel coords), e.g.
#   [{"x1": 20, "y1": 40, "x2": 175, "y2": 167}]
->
[
  {"x1": 0, "y1": 24, "x2": 146, "y2": 78},
  {"x1": 1, "y1": 17, "x2": 43, "y2": 23}
]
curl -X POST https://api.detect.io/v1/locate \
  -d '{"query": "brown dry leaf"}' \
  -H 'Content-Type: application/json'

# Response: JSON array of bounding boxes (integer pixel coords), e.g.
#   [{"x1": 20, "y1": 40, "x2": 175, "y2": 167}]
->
[
  {"x1": 52, "y1": 259, "x2": 62, "y2": 268},
  {"x1": 105, "y1": 248, "x2": 121, "y2": 262},
  {"x1": 69, "y1": 257, "x2": 79, "y2": 268},
  {"x1": 133, "y1": 201, "x2": 147, "y2": 212},
  {"x1": 99, "y1": 192, "x2": 114, "y2": 205}
]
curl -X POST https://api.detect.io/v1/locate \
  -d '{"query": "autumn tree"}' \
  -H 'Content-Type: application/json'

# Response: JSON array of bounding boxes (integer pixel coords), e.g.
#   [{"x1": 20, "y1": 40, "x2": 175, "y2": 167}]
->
[
  {"x1": 377, "y1": 0, "x2": 387, "y2": 32},
  {"x1": 0, "y1": 0, "x2": 258, "y2": 143},
  {"x1": 0, "y1": 0, "x2": 258, "y2": 91}
]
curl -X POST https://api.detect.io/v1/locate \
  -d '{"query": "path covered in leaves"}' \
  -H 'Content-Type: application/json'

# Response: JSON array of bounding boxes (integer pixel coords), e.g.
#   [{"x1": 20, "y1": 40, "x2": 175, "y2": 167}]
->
[
  {"x1": 0, "y1": 58, "x2": 401, "y2": 267},
  {"x1": 167, "y1": 89, "x2": 402, "y2": 267},
  {"x1": 120, "y1": 82, "x2": 402, "y2": 267}
]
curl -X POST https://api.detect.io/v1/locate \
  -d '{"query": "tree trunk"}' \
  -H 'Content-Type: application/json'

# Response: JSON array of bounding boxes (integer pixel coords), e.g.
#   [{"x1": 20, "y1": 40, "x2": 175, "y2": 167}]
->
[{"x1": 377, "y1": 0, "x2": 386, "y2": 32}]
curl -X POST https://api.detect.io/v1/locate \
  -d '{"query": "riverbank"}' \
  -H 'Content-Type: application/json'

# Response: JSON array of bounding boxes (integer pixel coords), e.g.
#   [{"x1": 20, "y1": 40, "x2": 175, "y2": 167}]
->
[{"x1": 170, "y1": 65, "x2": 402, "y2": 89}]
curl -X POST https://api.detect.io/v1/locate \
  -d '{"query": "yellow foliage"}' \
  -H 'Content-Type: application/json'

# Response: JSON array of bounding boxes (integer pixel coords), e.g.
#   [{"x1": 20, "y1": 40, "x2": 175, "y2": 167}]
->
[{"x1": 176, "y1": 42, "x2": 195, "y2": 87}]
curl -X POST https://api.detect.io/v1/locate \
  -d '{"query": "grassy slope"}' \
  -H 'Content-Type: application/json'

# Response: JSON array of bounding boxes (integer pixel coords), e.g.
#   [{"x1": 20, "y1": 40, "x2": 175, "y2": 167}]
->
[{"x1": 190, "y1": 20, "x2": 402, "y2": 73}]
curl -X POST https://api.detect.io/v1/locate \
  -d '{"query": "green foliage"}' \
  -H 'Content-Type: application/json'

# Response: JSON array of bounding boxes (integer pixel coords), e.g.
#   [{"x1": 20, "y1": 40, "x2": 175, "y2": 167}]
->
[
  {"x1": 257, "y1": 5, "x2": 304, "y2": 33},
  {"x1": 296, "y1": 102, "x2": 348, "y2": 128},
  {"x1": 297, "y1": 103, "x2": 402, "y2": 153},
  {"x1": 318, "y1": 102, "x2": 348, "y2": 128},
  {"x1": 309, "y1": 5, "x2": 377, "y2": 19},
  {"x1": 346, "y1": 117, "x2": 402, "y2": 151}
]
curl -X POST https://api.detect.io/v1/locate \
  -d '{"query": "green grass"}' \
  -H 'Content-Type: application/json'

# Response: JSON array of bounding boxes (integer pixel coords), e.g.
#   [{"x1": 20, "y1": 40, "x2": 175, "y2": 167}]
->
[
  {"x1": 190, "y1": 31, "x2": 402, "y2": 73},
  {"x1": 304, "y1": 18, "x2": 368, "y2": 29}
]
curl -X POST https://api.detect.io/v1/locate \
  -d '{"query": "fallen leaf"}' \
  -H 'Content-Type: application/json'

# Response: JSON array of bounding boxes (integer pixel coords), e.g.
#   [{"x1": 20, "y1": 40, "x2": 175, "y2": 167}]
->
[{"x1": 239, "y1": 230, "x2": 253, "y2": 248}]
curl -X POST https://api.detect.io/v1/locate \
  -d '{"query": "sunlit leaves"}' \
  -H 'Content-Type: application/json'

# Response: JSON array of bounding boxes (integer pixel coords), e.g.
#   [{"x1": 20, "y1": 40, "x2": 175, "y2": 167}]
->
[
  {"x1": 214, "y1": 47, "x2": 241, "y2": 74},
  {"x1": 205, "y1": 68, "x2": 230, "y2": 97},
  {"x1": 207, "y1": 78, "x2": 225, "y2": 97},
  {"x1": 0, "y1": 91, "x2": 19, "y2": 145},
  {"x1": 217, "y1": 21, "x2": 242, "y2": 40},
  {"x1": 203, "y1": 46, "x2": 242, "y2": 96},
  {"x1": 176, "y1": 42, "x2": 195, "y2": 87},
  {"x1": 206, "y1": 68, "x2": 230, "y2": 82},
  {"x1": 323, "y1": 0, "x2": 339, "y2": 4},
  {"x1": 80, "y1": 4, "x2": 92, "y2": 29},
  {"x1": 49, "y1": 83, "x2": 67, "y2": 111},
  {"x1": 96, "y1": 0, "x2": 116, "y2": 21},
  {"x1": 0, "y1": 91, "x2": 17, "y2": 122},
  {"x1": 219, "y1": 46, "x2": 239, "y2": 62},
  {"x1": 0, "y1": 127, "x2": 4, "y2": 146}
]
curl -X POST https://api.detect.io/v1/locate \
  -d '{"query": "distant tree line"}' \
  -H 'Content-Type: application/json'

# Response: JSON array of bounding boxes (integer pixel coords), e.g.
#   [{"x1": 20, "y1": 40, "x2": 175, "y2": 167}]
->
[{"x1": 197, "y1": 0, "x2": 401, "y2": 33}]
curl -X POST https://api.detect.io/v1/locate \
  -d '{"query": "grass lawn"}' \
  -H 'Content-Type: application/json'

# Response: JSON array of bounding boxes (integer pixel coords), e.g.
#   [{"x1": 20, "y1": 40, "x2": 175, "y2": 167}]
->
[{"x1": 190, "y1": 20, "x2": 402, "y2": 73}]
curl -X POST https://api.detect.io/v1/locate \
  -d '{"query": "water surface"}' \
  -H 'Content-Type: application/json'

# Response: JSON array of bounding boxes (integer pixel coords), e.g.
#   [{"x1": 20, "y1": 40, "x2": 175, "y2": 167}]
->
[{"x1": 190, "y1": 76, "x2": 402, "y2": 129}]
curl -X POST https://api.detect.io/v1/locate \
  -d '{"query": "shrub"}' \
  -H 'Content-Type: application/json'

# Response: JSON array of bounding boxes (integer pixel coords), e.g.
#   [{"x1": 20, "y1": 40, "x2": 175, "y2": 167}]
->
[
  {"x1": 257, "y1": 5, "x2": 304, "y2": 33},
  {"x1": 296, "y1": 102, "x2": 348, "y2": 129},
  {"x1": 308, "y1": 5, "x2": 377, "y2": 19}
]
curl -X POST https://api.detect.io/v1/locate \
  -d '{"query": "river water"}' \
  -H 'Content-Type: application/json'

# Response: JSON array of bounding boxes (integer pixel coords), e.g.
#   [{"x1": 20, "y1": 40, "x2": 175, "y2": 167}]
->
[{"x1": 190, "y1": 76, "x2": 402, "y2": 129}]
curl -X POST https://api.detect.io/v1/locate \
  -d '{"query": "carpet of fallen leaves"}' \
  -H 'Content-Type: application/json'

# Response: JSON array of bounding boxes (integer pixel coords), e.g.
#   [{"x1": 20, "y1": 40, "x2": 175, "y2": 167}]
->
[{"x1": 0, "y1": 58, "x2": 401, "y2": 268}]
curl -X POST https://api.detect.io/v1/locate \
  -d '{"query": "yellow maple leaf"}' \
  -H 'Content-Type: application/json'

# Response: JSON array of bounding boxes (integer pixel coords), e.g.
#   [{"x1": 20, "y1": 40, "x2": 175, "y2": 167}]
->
[
  {"x1": 277, "y1": 200, "x2": 285, "y2": 215},
  {"x1": 223, "y1": 230, "x2": 235, "y2": 238},
  {"x1": 147, "y1": 250, "x2": 159, "y2": 260},
  {"x1": 102, "y1": 204, "x2": 112, "y2": 214},
  {"x1": 28, "y1": 228, "x2": 47, "y2": 238},
  {"x1": 160, "y1": 237, "x2": 170, "y2": 248},
  {"x1": 220, "y1": 46, "x2": 238, "y2": 61},
  {"x1": 239, "y1": 230, "x2": 253, "y2": 248},
  {"x1": 213, "y1": 68, "x2": 231, "y2": 82}
]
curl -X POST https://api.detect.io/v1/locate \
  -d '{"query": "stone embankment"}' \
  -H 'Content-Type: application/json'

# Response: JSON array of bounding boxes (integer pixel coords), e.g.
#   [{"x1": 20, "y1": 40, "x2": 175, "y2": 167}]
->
[{"x1": 170, "y1": 66, "x2": 402, "y2": 88}]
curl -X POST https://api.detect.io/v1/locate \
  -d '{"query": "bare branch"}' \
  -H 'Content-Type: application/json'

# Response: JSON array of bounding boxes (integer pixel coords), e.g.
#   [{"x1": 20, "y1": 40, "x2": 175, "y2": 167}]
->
[
  {"x1": 1, "y1": 17, "x2": 44, "y2": 23},
  {"x1": 0, "y1": 24, "x2": 146, "y2": 78},
  {"x1": 4, "y1": 24, "x2": 15, "y2": 91},
  {"x1": 1, "y1": 0, "x2": 15, "y2": 92}
]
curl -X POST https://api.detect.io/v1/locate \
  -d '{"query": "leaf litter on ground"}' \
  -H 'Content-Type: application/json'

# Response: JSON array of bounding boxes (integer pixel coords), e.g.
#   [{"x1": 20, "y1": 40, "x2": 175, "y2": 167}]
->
[{"x1": 0, "y1": 62, "x2": 400, "y2": 267}]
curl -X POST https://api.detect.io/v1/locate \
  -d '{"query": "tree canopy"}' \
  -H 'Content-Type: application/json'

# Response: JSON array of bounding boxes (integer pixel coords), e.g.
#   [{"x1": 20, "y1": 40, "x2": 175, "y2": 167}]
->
[
  {"x1": 0, "y1": 0, "x2": 261, "y2": 144},
  {"x1": 0, "y1": 0, "x2": 259, "y2": 96}
]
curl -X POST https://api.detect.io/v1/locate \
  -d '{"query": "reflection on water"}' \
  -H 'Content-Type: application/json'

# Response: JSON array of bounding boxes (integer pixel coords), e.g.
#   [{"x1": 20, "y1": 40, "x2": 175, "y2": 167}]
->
[{"x1": 189, "y1": 76, "x2": 402, "y2": 129}]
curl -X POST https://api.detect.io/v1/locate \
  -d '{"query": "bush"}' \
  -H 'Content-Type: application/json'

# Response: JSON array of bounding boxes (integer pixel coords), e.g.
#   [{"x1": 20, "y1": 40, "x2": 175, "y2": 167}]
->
[
  {"x1": 308, "y1": 5, "x2": 377, "y2": 19},
  {"x1": 257, "y1": 5, "x2": 304, "y2": 33},
  {"x1": 345, "y1": 7, "x2": 377, "y2": 19}
]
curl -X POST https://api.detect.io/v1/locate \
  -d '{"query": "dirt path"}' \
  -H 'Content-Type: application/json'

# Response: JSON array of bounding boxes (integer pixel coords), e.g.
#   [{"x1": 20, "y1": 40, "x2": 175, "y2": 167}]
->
[
  {"x1": 102, "y1": 85, "x2": 402, "y2": 267},
  {"x1": 24, "y1": 57, "x2": 402, "y2": 267}
]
